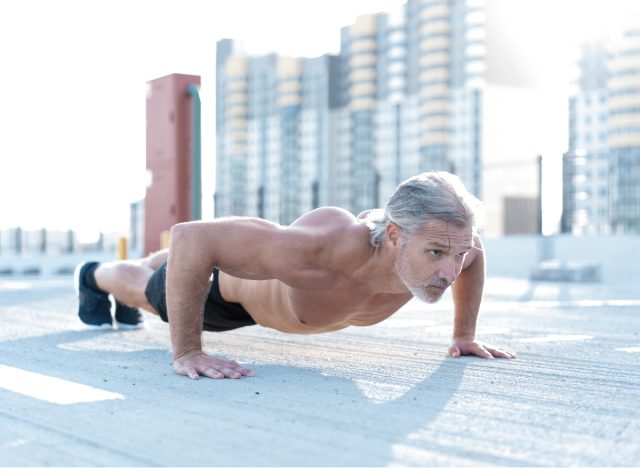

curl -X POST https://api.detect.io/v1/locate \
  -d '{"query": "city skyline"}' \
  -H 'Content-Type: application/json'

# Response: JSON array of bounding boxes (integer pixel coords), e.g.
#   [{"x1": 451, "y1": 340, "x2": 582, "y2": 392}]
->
[{"x1": 1, "y1": 0, "x2": 639, "y2": 241}]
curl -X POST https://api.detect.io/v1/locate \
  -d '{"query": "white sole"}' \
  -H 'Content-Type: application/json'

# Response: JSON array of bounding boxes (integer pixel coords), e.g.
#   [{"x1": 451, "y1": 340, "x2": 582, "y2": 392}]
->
[
  {"x1": 82, "y1": 323, "x2": 113, "y2": 330},
  {"x1": 73, "y1": 261, "x2": 88, "y2": 297}
]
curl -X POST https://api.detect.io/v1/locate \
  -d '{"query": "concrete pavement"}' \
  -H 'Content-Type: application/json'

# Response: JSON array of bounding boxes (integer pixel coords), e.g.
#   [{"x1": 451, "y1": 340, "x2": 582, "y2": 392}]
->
[{"x1": 0, "y1": 275, "x2": 639, "y2": 466}]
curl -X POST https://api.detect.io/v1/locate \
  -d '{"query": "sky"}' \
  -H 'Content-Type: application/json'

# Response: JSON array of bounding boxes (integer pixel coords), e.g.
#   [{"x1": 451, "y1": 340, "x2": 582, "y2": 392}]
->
[{"x1": 0, "y1": 0, "x2": 638, "y2": 240}]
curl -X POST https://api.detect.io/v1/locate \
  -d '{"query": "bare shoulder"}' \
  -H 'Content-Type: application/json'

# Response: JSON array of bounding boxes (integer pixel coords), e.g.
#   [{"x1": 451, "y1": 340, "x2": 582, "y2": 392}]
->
[
  {"x1": 288, "y1": 207, "x2": 373, "y2": 271},
  {"x1": 289, "y1": 206, "x2": 357, "y2": 230},
  {"x1": 290, "y1": 207, "x2": 367, "y2": 245}
]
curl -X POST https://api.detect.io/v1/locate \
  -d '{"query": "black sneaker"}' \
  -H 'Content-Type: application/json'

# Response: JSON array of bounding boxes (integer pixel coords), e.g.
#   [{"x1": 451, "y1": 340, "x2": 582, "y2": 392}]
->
[
  {"x1": 115, "y1": 301, "x2": 144, "y2": 329},
  {"x1": 74, "y1": 261, "x2": 113, "y2": 329}
]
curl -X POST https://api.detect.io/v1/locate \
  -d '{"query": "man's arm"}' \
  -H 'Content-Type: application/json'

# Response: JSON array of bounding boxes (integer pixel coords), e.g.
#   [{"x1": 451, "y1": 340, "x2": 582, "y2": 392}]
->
[
  {"x1": 449, "y1": 235, "x2": 516, "y2": 359},
  {"x1": 166, "y1": 218, "x2": 319, "y2": 379}
]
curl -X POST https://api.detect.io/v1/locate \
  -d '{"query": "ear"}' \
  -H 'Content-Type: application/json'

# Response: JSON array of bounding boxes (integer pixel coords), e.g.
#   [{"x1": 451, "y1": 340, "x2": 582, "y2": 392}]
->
[{"x1": 385, "y1": 223, "x2": 402, "y2": 247}]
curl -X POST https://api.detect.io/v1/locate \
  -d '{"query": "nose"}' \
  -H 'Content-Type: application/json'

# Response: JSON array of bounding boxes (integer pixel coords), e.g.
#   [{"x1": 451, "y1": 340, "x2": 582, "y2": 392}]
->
[{"x1": 438, "y1": 259, "x2": 457, "y2": 284}]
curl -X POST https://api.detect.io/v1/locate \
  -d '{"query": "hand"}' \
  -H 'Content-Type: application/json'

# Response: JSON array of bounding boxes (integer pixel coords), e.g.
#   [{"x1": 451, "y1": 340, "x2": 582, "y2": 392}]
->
[
  {"x1": 173, "y1": 351, "x2": 256, "y2": 380},
  {"x1": 448, "y1": 338, "x2": 516, "y2": 359}
]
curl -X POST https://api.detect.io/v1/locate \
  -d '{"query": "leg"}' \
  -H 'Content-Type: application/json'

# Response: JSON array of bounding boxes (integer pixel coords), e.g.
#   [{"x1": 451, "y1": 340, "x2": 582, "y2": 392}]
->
[
  {"x1": 141, "y1": 249, "x2": 169, "y2": 271},
  {"x1": 94, "y1": 259, "x2": 157, "y2": 314},
  {"x1": 76, "y1": 250, "x2": 169, "y2": 328}
]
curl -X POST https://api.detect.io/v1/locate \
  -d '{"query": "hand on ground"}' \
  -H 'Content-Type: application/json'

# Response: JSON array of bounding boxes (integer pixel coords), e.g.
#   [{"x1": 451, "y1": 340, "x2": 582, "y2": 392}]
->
[
  {"x1": 173, "y1": 351, "x2": 255, "y2": 380},
  {"x1": 448, "y1": 339, "x2": 516, "y2": 359}
]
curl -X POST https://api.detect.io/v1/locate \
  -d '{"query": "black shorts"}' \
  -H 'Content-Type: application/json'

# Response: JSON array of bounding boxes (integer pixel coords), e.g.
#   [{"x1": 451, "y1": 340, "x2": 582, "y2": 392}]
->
[{"x1": 144, "y1": 261, "x2": 256, "y2": 332}]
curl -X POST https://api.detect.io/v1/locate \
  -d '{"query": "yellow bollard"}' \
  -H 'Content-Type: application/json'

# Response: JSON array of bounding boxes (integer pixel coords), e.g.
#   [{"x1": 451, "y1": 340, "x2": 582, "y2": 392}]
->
[
  {"x1": 160, "y1": 230, "x2": 171, "y2": 250},
  {"x1": 117, "y1": 236, "x2": 128, "y2": 260}
]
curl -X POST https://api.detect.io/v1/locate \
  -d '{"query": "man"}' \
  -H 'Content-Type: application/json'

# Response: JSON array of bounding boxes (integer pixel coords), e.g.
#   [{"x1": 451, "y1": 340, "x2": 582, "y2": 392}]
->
[{"x1": 75, "y1": 171, "x2": 515, "y2": 380}]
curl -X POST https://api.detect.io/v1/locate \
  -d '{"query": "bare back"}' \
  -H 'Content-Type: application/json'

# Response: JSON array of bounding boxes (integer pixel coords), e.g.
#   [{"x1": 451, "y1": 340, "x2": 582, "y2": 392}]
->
[{"x1": 218, "y1": 207, "x2": 412, "y2": 333}]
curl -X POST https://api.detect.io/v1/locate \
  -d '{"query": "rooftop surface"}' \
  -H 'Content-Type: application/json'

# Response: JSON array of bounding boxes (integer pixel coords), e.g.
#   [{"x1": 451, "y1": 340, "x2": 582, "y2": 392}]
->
[{"x1": 1, "y1": 275, "x2": 639, "y2": 466}]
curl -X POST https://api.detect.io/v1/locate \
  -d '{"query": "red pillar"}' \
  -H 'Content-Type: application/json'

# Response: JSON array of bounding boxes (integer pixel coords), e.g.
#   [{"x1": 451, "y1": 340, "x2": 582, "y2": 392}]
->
[{"x1": 144, "y1": 73, "x2": 201, "y2": 254}]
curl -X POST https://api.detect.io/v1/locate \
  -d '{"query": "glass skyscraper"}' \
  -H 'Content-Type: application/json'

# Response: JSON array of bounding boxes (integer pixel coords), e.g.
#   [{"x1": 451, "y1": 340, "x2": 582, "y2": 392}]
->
[
  {"x1": 562, "y1": 42, "x2": 611, "y2": 235},
  {"x1": 563, "y1": 26, "x2": 640, "y2": 235},
  {"x1": 216, "y1": 0, "x2": 549, "y2": 236},
  {"x1": 609, "y1": 27, "x2": 640, "y2": 234}
]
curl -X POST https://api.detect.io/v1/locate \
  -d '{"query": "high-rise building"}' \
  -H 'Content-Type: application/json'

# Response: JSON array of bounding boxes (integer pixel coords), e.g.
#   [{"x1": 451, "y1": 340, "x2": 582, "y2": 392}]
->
[
  {"x1": 215, "y1": 0, "x2": 556, "y2": 236},
  {"x1": 562, "y1": 42, "x2": 611, "y2": 235},
  {"x1": 609, "y1": 27, "x2": 640, "y2": 234},
  {"x1": 215, "y1": 41, "x2": 340, "y2": 224},
  {"x1": 340, "y1": 15, "x2": 380, "y2": 214},
  {"x1": 215, "y1": 39, "x2": 250, "y2": 217},
  {"x1": 562, "y1": 25, "x2": 640, "y2": 235}
]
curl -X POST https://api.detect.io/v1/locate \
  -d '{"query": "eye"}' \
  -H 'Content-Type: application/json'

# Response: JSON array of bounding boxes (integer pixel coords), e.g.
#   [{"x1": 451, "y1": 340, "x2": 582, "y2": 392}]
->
[
  {"x1": 427, "y1": 250, "x2": 441, "y2": 257},
  {"x1": 456, "y1": 251, "x2": 468, "y2": 261}
]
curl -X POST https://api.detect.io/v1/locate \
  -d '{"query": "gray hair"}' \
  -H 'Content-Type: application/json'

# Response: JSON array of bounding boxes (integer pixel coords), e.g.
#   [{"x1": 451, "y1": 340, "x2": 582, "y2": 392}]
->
[{"x1": 367, "y1": 171, "x2": 486, "y2": 247}]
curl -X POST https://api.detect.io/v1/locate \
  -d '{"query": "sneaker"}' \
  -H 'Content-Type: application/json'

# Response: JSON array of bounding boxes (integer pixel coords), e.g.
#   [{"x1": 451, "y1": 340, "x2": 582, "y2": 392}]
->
[
  {"x1": 74, "y1": 261, "x2": 113, "y2": 329},
  {"x1": 115, "y1": 301, "x2": 144, "y2": 329}
]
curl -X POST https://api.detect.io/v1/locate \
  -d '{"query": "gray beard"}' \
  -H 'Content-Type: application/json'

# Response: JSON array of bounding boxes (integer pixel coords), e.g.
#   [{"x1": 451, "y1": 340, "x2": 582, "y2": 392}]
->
[
  {"x1": 395, "y1": 253, "x2": 451, "y2": 303},
  {"x1": 402, "y1": 277, "x2": 450, "y2": 303}
]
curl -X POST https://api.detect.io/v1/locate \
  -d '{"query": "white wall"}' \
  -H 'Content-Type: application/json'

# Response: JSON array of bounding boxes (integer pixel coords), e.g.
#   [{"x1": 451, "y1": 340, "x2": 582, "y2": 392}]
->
[
  {"x1": 483, "y1": 235, "x2": 538, "y2": 278},
  {"x1": 484, "y1": 234, "x2": 640, "y2": 283}
]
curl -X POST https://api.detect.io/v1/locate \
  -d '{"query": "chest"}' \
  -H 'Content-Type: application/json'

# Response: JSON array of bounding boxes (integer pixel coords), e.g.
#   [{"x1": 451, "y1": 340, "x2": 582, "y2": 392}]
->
[{"x1": 288, "y1": 286, "x2": 411, "y2": 328}]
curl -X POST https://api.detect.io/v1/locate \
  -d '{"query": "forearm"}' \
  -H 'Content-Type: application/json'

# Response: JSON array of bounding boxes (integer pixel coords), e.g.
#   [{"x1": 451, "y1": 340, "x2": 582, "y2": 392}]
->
[
  {"x1": 451, "y1": 238, "x2": 485, "y2": 340},
  {"x1": 166, "y1": 223, "x2": 216, "y2": 360}
]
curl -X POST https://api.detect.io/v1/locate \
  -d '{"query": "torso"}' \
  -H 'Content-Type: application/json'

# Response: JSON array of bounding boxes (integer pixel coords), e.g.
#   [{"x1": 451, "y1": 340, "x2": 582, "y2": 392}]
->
[{"x1": 218, "y1": 207, "x2": 412, "y2": 334}]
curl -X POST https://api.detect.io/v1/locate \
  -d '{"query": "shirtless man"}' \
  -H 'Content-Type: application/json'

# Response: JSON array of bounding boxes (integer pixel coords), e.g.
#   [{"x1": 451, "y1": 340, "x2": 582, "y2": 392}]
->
[{"x1": 75, "y1": 171, "x2": 515, "y2": 380}]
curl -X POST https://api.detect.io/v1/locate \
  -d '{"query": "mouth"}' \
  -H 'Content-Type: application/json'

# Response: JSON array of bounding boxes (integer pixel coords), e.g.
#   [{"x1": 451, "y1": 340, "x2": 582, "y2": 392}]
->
[
  {"x1": 426, "y1": 285, "x2": 446, "y2": 294},
  {"x1": 426, "y1": 281, "x2": 450, "y2": 291}
]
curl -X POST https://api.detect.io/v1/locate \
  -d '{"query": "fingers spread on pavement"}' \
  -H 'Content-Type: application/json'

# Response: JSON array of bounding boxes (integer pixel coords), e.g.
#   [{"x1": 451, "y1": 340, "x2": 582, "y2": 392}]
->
[{"x1": 204, "y1": 368, "x2": 224, "y2": 379}]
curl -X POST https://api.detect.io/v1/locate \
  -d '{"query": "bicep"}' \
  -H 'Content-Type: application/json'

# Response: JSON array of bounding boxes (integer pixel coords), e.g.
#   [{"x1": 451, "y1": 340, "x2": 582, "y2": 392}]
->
[{"x1": 171, "y1": 218, "x2": 319, "y2": 281}]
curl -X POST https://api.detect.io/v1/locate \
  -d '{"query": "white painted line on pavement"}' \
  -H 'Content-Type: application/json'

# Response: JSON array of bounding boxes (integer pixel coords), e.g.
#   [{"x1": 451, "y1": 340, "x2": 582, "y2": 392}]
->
[
  {"x1": 382, "y1": 319, "x2": 511, "y2": 336},
  {"x1": 0, "y1": 364, "x2": 124, "y2": 405},
  {"x1": 561, "y1": 299, "x2": 640, "y2": 307},
  {"x1": 481, "y1": 299, "x2": 640, "y2": 310},
  {"x1": 517, "y1": 334, "x2": 593, "y2": 344},
  {"x1": 615, "y1": 346, "x2": 640, "y2": 353}
]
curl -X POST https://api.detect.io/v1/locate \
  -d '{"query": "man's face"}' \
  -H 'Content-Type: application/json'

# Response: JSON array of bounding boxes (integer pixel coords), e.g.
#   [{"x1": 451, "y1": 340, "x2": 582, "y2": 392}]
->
[{"x1": 394, "y1": 220, "x2": 474, "y2": 303}]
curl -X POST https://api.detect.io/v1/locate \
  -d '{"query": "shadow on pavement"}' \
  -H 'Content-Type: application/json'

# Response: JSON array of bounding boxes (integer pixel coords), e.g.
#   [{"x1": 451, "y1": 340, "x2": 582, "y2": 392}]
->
[{"x1": 0, "y1": 328, "x2": 478, "y2": 466}]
